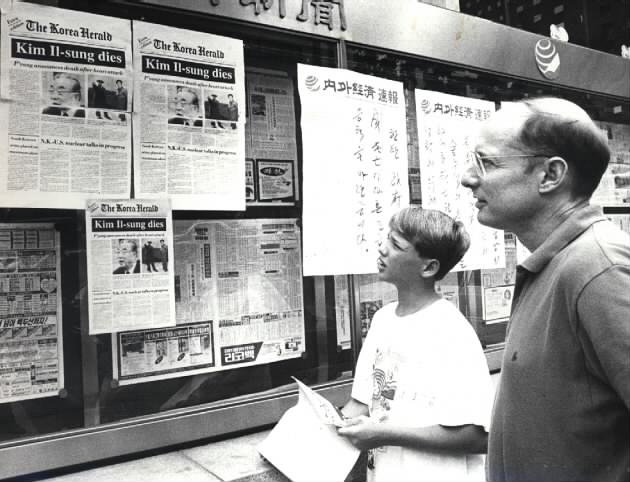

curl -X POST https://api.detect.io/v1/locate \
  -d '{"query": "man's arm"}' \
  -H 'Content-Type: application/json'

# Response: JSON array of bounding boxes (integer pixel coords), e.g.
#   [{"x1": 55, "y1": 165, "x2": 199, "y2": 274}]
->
[{"x1": 337, "y1": 417, "x2": 487, "y2": 454}]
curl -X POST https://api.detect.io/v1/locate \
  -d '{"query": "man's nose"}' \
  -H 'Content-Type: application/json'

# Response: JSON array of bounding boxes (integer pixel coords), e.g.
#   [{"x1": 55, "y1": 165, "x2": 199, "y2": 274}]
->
[{"x1": 460, "y1": 166, "x2": 480, "y2": 189}]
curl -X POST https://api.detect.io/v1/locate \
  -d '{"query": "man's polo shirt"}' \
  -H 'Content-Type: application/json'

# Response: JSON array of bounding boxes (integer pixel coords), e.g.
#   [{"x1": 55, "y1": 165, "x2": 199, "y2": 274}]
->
[{"x1": 488, "y1": 204, "x2": 630, "y2": 482}]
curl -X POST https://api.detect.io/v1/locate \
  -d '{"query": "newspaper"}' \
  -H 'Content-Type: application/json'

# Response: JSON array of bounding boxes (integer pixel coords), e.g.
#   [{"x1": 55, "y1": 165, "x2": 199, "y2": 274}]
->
[
  {"x1": 85, "y1": 199, "x2": 175, "y2": 334},
  {"x1": 245, "y1": 68, "x2": 298, "y2": 205},
  {"x1": 132, "y1": 21, "x2": 246, "y2": 210},
  {"x1": 110, "y1": 218, "x2": 305, "y2": 384},
  {"x1": 0, "y1": 223, "x2": 64, "y2": 403},
  {"x1": 0, "y1": 3, "x2": 132, "y2": 209}
]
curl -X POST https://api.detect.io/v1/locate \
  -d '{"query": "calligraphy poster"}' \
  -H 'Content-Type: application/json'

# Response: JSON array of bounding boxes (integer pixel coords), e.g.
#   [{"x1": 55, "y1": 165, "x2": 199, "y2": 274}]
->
[
  {"x1": 0, "y1": 3, "x2": 132, "y2": 209},
  {"x1": 132, "y1": 21, "x2": 245, "y2": 210},
  {"x1": 298, "y1": 65, "x2": 409, "y2": 276},
  {"x1": 416, "y1": 90, "x2": 504, "y2": 271},
  {"x1": 0, "y1": 223, "x2": 64, "y2": 403}
]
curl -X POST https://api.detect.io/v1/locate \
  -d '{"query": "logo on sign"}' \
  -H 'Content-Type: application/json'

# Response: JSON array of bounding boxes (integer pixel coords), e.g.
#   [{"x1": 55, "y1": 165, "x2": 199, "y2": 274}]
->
[
  {"x1": 304, "y1": 75, "x2": 320, "y2": 91},
  {"x1": 534, "y1": 39, "x2": 560, "y2": 80}
]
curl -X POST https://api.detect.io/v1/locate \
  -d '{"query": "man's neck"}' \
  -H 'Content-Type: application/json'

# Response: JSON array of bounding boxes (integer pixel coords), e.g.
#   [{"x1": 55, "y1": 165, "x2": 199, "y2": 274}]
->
[{"x1": 516, "y1": 198, "x2": 589, "y2": 252}]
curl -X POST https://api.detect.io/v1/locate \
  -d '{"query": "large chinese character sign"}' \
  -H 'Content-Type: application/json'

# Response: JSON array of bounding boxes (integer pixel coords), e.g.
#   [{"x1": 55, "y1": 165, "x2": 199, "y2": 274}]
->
[{"x1": 298, "y1": 65, "x2": 408, "y2": 275}]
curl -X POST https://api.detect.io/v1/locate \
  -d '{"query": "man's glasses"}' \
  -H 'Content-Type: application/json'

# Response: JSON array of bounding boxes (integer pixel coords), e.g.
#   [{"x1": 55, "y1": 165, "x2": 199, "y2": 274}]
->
[{"x1": 469, "y1": 151, "x2": 550, "y2": 177}]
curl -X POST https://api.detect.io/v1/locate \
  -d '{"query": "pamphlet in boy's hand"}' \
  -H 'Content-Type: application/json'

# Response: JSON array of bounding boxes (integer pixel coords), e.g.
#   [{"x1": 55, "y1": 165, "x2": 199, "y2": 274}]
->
[
  {"x1": 257, "y1": 377, "x2": 360, "y2": 482},
  {"x1": 291, "y1": 376, "x2": 346, "y2": 427}
]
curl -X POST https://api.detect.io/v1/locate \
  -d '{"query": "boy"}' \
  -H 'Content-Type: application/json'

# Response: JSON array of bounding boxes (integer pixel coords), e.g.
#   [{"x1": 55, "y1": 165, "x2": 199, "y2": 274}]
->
[{"x1": 337, "y1": 207, "x2": 493, "y2": 481}]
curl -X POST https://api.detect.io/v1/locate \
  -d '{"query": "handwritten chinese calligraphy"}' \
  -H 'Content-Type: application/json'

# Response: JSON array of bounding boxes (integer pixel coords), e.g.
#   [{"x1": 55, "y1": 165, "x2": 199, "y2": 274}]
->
[
  {"x1": 299, "y1": 65, "x2": 408, "y2": 276},
  {"x1": 415, "y1": 90, "x2": 504, "y2": 271}
]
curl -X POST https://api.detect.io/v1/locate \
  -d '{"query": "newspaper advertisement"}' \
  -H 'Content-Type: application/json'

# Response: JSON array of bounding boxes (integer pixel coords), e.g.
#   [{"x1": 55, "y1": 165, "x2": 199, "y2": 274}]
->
[
  {"x1": 86, "y1": 199, "x2": 175, "y2": 334},
  {"x1": 0, "y1": 3, "x2": 132, "y2": 209},
  {"x1": 416, "y1": 90, "x2": 504, "y2": 271},
  {"x1": 0, "y1": 223, "x2": 64, "y2": 403},
  {"x1": 132, "y1": 21, "x2": 245, "y2": 210},
  {"x1": 113, "y1": 320, "x2": 214, "y2": 385},
  {"x1": 246, "y1": 68, "x2": 298, "y2": 205},
  {"x1": 298, "y1": 64, "x2": 409, "y2": 276}
]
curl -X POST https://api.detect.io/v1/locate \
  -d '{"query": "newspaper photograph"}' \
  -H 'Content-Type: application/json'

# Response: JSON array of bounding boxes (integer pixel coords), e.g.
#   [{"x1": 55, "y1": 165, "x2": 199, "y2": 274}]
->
[
  {"x1": 0, "y1": 3, "x2": 132, "y2": 209},
  {"x1": 132, "y1": 21, "x2": 246, "y2": 210},
  {"x1": 0, "y1": 223, "x2": 64, "y2": 403},
  {"x1": 85, "y1": 199, "x2": 175, "y2": 334}
]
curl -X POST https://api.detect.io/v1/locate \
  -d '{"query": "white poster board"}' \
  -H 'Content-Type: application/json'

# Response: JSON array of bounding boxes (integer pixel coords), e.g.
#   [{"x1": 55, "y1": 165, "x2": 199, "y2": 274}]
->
[
  {"x1": 298, "y1": 64, "x2": 409, "y2": 275},
  {"x1": 0, "y1": 3, "x2": 132, "y2": 208},
  {"x1": 416, "y1": 90, "x2": 505, "y2": 271}
]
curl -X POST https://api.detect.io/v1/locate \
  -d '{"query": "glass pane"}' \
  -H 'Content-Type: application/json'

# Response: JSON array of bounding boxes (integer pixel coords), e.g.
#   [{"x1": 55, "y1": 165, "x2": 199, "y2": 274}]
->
[{"x1": 345, "y1": 44, "x2": 630, "y2": 351}]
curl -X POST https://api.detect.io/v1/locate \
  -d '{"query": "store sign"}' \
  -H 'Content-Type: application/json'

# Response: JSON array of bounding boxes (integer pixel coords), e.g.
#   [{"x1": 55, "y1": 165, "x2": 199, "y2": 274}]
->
[
  {"x1": 142, "y1": 0, "x2": 348, "y2": 32},
  {"x1": 534, "y1": 38, "x2": 560, "y2": 80}
]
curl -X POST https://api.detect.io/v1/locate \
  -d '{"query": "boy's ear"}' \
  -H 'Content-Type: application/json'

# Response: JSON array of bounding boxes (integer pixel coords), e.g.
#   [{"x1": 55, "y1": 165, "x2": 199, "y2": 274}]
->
[{"x1": 420, "y1": 259, "x2": 440, "y2": 279}]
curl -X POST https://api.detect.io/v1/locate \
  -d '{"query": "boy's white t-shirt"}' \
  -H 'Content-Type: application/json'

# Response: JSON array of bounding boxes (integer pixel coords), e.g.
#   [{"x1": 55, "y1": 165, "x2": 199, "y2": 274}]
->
[{"x1": 352, "y1": 299, "x2": 493, "y2": 482}]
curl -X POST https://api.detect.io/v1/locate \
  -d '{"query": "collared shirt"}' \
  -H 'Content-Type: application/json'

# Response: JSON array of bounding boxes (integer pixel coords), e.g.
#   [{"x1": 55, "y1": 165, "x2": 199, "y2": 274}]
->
[{"x1": 488, "y1": 204, "x2": 630, "y2": 482}]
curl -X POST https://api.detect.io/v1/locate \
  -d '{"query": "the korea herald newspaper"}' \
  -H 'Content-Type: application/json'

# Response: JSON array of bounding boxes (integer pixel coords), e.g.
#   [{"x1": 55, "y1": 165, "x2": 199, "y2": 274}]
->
[
  {"x1": 0, "y1": 3, "x2": 133, "y2": 209},
  {"x1": 86, "y1": 199, "x2": 175, "y2": 335}
]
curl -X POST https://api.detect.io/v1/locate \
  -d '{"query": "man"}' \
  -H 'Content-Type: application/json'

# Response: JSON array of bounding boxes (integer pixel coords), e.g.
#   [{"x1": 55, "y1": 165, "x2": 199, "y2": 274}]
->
[
  {"x1": 159, "y1": 239, "x2": 168, "y2": 272},
  {"x1": 205, "y1": 93, "x2": 224, "y2": 128},
  {"x1": 113, "y1": 239, "x2": 140, "y2": 275},
  {"x1": 42, "y1": 72, "x2": 85, "y2": 117},
  {"x1": 142, "y1": 241, "x2": 158, "y2": 272},
  {"x1": 168, "y1": 87, "x2": 203, "y2": 127},
  {"x1": 227, "y1": 93, "x2": 238, "y2": 129},
  {"x1": 114, "y1": 79, "x2": 128, "y2": 111},
  {"x1": 460, "y1": 97, "x2": 630, "y2": 482}
]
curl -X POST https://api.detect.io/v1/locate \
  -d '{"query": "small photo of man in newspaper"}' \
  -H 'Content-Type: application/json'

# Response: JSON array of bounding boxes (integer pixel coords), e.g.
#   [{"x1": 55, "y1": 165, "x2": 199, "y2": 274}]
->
[
  {"x1": 42, "y1": 71, "x2": 86, "y2": 118},
  {"x1": 112, "y1": 239, "x2": 141, "y2": 275}
]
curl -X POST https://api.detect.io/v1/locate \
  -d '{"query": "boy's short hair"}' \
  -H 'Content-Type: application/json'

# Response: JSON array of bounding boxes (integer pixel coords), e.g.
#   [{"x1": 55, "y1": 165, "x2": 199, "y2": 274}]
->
[{"x1": 389, "y1": 207, "x2": 470, "y2": 280}]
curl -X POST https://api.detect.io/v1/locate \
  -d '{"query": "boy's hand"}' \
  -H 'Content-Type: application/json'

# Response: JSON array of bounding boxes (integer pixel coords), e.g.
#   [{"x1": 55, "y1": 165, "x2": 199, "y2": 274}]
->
[{"x1": 337, "y1": 415, "x2": 384, "y2": 451}]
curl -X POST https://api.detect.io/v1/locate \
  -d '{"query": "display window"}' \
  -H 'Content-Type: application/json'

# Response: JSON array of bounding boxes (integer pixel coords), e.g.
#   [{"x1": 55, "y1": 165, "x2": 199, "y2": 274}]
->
[{"x1": 0, "y1": 0, "x2": 627, "y2": 478}]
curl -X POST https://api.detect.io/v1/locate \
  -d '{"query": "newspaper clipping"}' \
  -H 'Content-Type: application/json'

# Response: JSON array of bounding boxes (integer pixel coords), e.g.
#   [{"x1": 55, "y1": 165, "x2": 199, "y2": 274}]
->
[
  {"x1": 132, "y1": 21, "x2": 246, "y2": 210},
  {"x1": 112, "y1": 218, "x2": 304, "y2": 385},
  {"x1": 0, "y1": 3, "x2": 133, "y2": 209},
  {"x1": 246, "y1": 68, "x2": 298, "y2": 204},
  {"x1": 86, "y1": 199, "x2": 175, "y2": 335},
  {"x1": 0, "y1": 223, "x2": 64, "y2": 403}
]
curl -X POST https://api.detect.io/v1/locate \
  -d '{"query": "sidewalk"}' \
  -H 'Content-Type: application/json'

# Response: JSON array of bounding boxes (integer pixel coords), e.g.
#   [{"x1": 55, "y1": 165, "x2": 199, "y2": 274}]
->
[{"x1": 37, "y1": 431, "x2": 290, "y2": 482}]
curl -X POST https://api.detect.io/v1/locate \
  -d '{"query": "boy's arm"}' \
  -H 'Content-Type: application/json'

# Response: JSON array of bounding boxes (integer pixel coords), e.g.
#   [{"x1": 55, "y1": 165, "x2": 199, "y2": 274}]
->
[
  {"x1": 339, "y1": 397, "x2": 369, "y2": 419},
  {"x1": 338, "y1": 417, "x2": 487, "y2": 454}
]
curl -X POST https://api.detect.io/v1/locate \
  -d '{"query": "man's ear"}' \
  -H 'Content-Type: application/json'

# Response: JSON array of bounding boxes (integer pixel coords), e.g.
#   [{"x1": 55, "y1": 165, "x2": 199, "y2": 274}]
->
[
  {"x1": 538, "y1": 156, "x2": 569, "y2": 193},
  {"x1": 421, "y1": 259, "x2": 440, "y2": 279}
]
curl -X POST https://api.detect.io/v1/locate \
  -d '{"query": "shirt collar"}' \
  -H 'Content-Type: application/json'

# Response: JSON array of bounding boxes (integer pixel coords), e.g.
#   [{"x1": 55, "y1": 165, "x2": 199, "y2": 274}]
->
[{"x1": 520, "y1": 204, "x2": 606, "y2": 273}]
